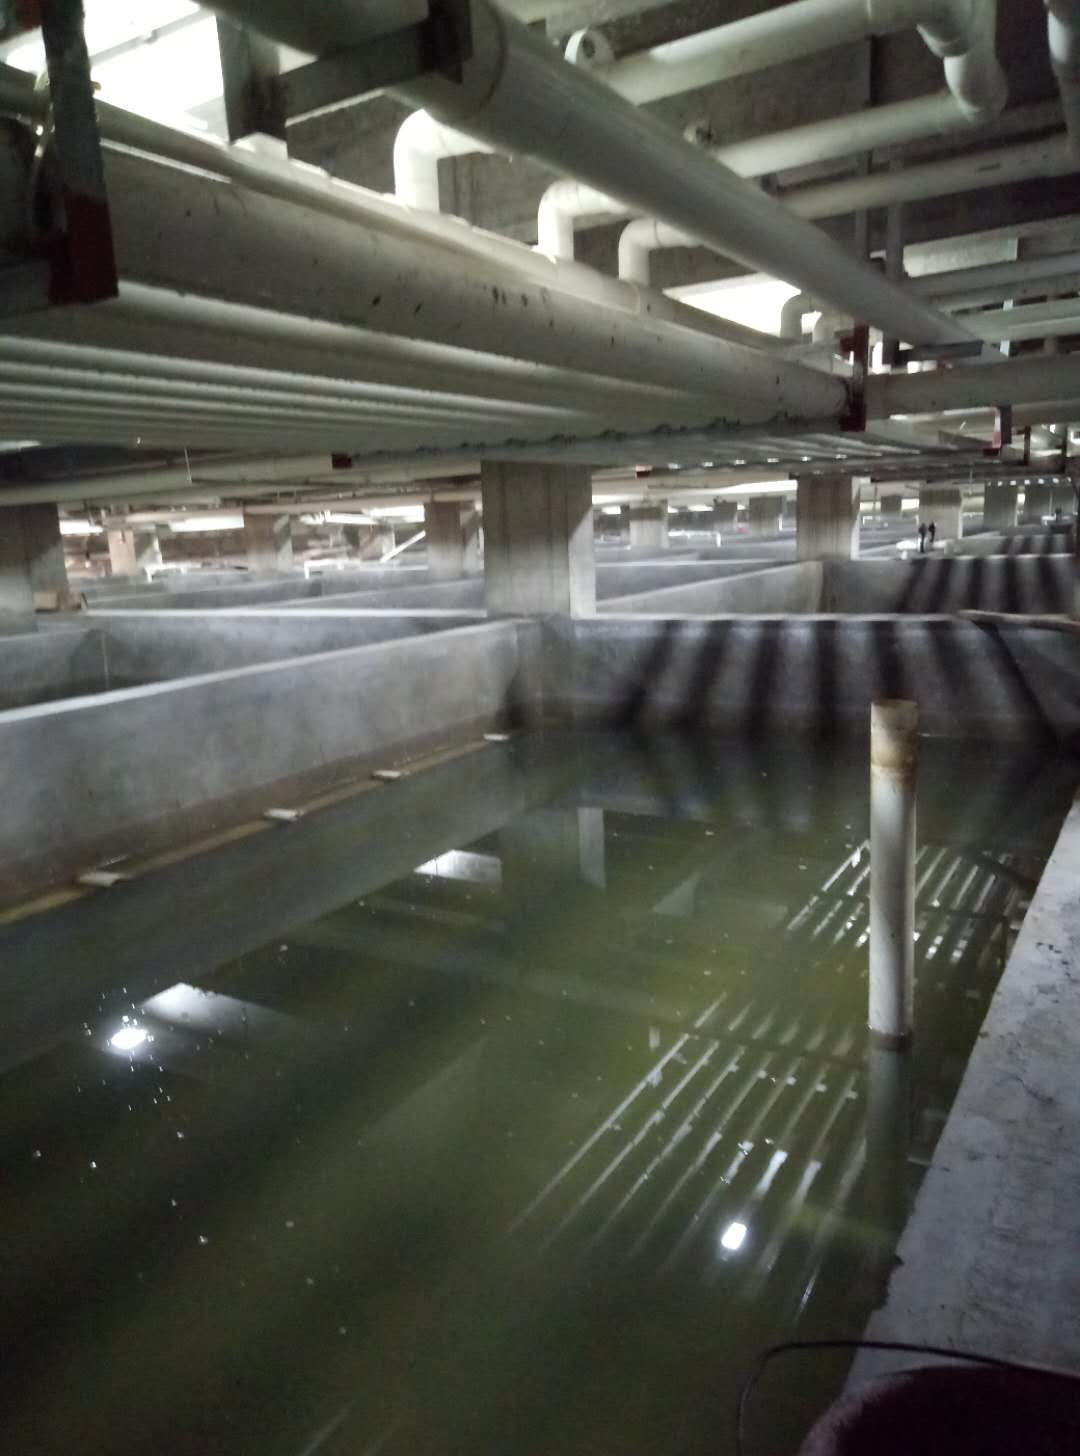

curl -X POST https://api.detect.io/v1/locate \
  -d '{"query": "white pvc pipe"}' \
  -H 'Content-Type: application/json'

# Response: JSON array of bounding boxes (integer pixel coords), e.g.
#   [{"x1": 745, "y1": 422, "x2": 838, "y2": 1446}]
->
[
  {"x1": 912, "y1": 251, "x2": 1080, "y2": 299},
  {"x1": 208, "y1": 0, "x2": 972, "y2": 347},
  {"x1": 1047, "y1": 1, "x2": 1080, "y2": 156},
  {"x1": 957, "y1": 295, "x2": 1080, "y2": 341},
  {"x1": 617, "y1": 134, "x2": 1075, "y2": 285},
  {"x1": 869, "y1": 699, "x2": 919, "y2": 1047},
  {"x1": 383, "y1": 0, "x2": 976, "y2": 349},
  {"x1": 866, "y1": 350, "x2": 1080, "y2": 415},
  {"x1": 539, "y1": 89, "x2": 979, "y2": 261},
  {"x1": 393, "y1": 111, "x2": 493, "y2": 212},
  {"x1": 91, "y1": 145, "x2": 849, "y2": 419}
]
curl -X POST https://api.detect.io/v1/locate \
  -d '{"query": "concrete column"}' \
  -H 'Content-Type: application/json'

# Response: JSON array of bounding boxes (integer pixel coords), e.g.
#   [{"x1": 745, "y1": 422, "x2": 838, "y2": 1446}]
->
[
  {"x1": 919, "y1": 486, "x2": 963, "y2": 542},
  {"x1": 17, "y1": 504, "x2": 69, "y2": 598},
  {"x1": 242, "y1": 512, "x2": 292, "y2": 572},
  {"x1": 869, "y1": 700, "x2": 918, "y2": 1047},
  {"x1": 481, "y1": 461, "x2": 594, "y2": 616},
  {"x1": 745, "y1": 494, "x2": 784, "y2": 538},
  {"x1": 712, "y1": 498, "x2": 737, "y2": 533},
  {"x1": 0, "y1": 509, "x2": 36, "y2": 632},
  {"x1": 425, "y1": 499, "x2": 470, "y2": 580},
  {"x1": 983, "y1": 482, "x2": 1018, "y2": 530},
  {"x1": 107, "y1": 526, "x2": 163, "y2": 577},
  {"x1": 879, "y1": 492, "x2": 904, "y2": 520},
  {"x1": 628, "y1": 500, "x2": 668, "y2": 551},
  {"x1": 1020, "y1": 483, "x2": 1052, "y2": 525},
  {"x1": 796, "y1": 474, "x2": 862, "y2": 560}
]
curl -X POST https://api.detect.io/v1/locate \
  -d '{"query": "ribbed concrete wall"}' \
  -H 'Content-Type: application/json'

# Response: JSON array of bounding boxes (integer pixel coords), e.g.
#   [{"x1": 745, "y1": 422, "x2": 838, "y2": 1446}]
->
[
  {"x1": 545, "y1": 616, "x2": 1080, "y2": 746},
  {"x1": 825, "y1": 556, "x2": 1076, "y2": 615}
]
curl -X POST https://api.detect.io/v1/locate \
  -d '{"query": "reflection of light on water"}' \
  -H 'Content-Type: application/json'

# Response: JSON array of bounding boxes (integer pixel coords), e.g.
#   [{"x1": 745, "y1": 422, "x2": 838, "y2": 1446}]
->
[
  {"x1": 109, "y1": 1025, "x2": 148, "y2": 1052},
  {"x1": 720, "y1": 1221, "x2": 748, "y2": 1252}
]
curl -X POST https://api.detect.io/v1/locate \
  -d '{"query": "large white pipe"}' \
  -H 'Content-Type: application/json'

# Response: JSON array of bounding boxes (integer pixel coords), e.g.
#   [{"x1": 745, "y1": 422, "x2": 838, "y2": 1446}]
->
[
  {"x1": 618, "y1": 134, "x2": 1077, "y2": 286},
  {"x1": 202, "y1": 0, "x2": 974, "y2": 348},
  {"x1": 411, "y1": 0, "x2": 1004, "y2": 244},
  {"x1": 957, "y1": 295, "x2": 1080, "y2": 341},
  {"x1": 912, "y1": 250, "x2": 1080, "y2": 299},
  {"x1": 867, "y1": 350, "x2": 1080, "y2": 414},
  {"x1": 16, "y1": 283, "x2": 716, "y2": 421},
  {"x1": 88, "y1": 145, "x2": 849, "y2": 420},
  {"x1": 869, "y1": 699, "x2": 919, "y2": 1047},
  {"x1": 1047, "y1": 1, "x2": 1080, "y2": 156},
  {"x1": 538, "y1": 90, "x2": 982, "y2": 259},
  {"x1": 0, "y1": 63, "x2": 782, "y2": 360},
  {"x1": 380, "y1": 1, "x2": 975, "y2": 348}
]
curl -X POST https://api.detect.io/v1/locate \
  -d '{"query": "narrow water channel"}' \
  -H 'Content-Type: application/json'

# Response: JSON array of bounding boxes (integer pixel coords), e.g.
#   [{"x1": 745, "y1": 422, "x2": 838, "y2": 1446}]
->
[{"x1": 1, "y1": 731, "x2": 1073, "y2": 1455}]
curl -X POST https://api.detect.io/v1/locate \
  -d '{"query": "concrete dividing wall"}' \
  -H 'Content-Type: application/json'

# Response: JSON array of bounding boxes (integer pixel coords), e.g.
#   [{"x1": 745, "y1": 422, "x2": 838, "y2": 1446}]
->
[
  {"x1": 825, "y1": 556, "x2": 1077, "y2": 615},
  {"x1": 0, "y1": 621, "x2": 533, "y2": 902},
  {"x1": 594, "y1": 560, "x2": 772, "y2": 599},
  {"x1": 600, "y1": 561, "x2": 823, "y2": 615},
  {"x1": 275, "y1": 578, "x2": 484, "y2": 612},
  {"x1": 956, "y1": 530, "x2": 1073, "y2": 557},
  {"x1": 0, "y1": 627, "x2": 108, "y2": 709},
  {"x1": 90, "y1": 611, "x2": 474, "y2": 684},
  {"x1": 87, "y1": 566, "x2": 433, "y2": 611},
  {"x1": 545, "y1": 615, "x2": 1080, "y2": 746}
]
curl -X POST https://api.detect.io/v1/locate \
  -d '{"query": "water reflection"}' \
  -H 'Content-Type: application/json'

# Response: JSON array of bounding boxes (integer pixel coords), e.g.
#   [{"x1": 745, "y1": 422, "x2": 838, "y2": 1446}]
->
[{"x1": 0, "y1": 731, "x2": 1073, "y2": 1455}]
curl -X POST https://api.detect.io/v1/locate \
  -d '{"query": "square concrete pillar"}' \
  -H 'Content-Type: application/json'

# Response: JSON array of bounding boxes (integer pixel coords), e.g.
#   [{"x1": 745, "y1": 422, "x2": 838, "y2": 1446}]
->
[
  {"x1": 482, "y1": 461, "x2": 594, "y2": 617},
  {"x1": 0, "y1": 509, "x2": 36, "y2": 633},
  {"x1": 1020, "y1": 483, "x2": 1052, "y2": 525},
  {"x1": 983, "y1": 483, "x2": 1018, "y2": 530},
  {"x1": 242, "y1": 512, "x2": 293, "y2": 572},
  {"x1": 796, "y1": 475, "x2": 862, "y2": 560},
  {"x1": 425, "y1": 499, "x2": 479, "y2": 580},
  {"x1": 746, "y1": 494, "x2": 784, "y2": 538},
  {"x1": 713, "y1": 499, "x2": 738, "y2": 533},
  {"x1": 628, "y1": 500, "x2": 668, "y2": 550},
  {"x1": 18, "y1": 504, "x2": 69, "y2": 599},
  {"x1": 108, "y1": 526, "x2": 163, "y2": 577},
  {"x1": 879, "y1": 492, "x2": 904, "y2": 520},
  {"x1": 920, "y1": 486, "x2": 963, "y2": 541}
]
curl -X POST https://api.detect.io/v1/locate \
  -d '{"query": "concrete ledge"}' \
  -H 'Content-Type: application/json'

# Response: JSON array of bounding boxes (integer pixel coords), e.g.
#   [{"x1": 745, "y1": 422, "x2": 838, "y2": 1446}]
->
[
  {"x1": 86, "y1": 609, "x2": 468, "y2": 681},
  {"x1": 856, "y1": 790, "x2": 1080, "y2": 1375},
  {"x1": 0, "y1": 620, "x2": 531, "y2": 902},
  {"x1": 825, "y1": 556, "x2": 1076, "y2": 615},
  {"x1": 0, "y1": 626, "x2": 107, "y2": 709},
  {"x1": 600, "y1": 561, "x2": 823, "y2": 615},
  {"x1": 545, "y1": 615, "x2": 1080, "y2": 744}
]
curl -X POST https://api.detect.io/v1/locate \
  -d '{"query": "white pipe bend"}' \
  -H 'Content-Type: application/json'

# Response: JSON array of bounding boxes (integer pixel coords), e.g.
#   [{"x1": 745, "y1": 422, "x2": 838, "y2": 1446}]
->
[
  {"x1": 1046, "y1": 0, "x2": 1080, "y2": 155},
  {"x1": 393, "y1": 110, "x2": 493, "y2": 212}
]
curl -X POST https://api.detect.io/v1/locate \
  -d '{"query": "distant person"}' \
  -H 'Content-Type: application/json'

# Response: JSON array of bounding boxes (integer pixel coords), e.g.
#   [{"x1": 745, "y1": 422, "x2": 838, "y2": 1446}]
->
[
  {"x1": 918, "y1": 522, "x2": 927, "y2": 553},
  {"x1": 928, "y1": 520, "x2": 937, "y2": 548},
  {"x1": 1055, "y1": 506, "x2": 1063, "y2": 522}
]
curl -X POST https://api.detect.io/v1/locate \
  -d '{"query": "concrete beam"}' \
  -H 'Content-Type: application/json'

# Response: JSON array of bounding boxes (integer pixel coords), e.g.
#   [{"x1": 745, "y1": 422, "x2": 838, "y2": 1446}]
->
[
  {"x1": 482, "y1": 461, "x2": 595, "y2": 616},
  {"x1": 796, "y1": 475, "x2": 863, "y2": 561}
]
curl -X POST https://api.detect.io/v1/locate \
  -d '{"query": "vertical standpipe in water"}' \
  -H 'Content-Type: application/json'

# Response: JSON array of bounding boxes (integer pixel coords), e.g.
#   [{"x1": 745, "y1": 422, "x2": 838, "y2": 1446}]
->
[{"x1": 869, "y1": 699, "x2": 919, "y2": 1045}]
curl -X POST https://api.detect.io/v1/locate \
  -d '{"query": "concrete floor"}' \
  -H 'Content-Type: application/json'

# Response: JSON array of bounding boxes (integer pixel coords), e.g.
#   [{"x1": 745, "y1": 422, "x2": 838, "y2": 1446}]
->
[{"x1": 855, "y1": 790, "x2": 1080, "y2": 1379}]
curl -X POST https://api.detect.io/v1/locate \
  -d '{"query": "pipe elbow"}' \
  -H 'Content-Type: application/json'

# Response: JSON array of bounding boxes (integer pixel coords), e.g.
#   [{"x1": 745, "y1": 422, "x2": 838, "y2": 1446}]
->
[
  {"x1": 617, "y1": 219, "x2": 659, "y2": 286},
  {"x1": 915, "y1": 0, "x2": 979, "y2": 58},
  {"x1": 780, "y1": 292, "x2": 814, "y2": 340},
  {"x1": 943, "y1": 47, "x2": 1008, "y2": 120},
  {"x1": 536, "y1": 183, "x2": 577, "y2": 258},
  {"x1": 392, "y1": 111, "x2": 444, "y2": 210}
]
